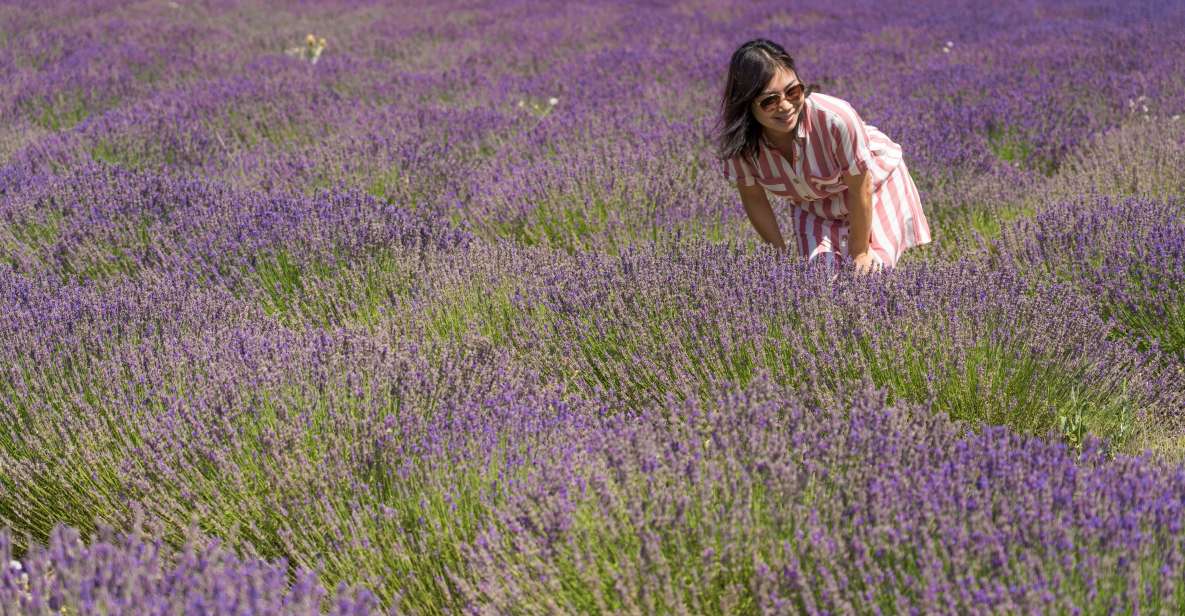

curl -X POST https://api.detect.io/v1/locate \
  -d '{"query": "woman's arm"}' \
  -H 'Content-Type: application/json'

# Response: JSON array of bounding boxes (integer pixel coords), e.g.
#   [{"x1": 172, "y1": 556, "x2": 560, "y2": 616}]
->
[
  {"x1": 737, "y1": 183, "x2": 787, "y2": 251},
  {"x1": 841, "y1": 170, "x2": 875, "y2": 273}
]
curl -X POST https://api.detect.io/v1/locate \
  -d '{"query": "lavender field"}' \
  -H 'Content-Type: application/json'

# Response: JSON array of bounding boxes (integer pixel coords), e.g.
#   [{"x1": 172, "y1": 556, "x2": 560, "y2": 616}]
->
[{"x1": 2, "y1": 0, "x2": 1185, "y2": 613}]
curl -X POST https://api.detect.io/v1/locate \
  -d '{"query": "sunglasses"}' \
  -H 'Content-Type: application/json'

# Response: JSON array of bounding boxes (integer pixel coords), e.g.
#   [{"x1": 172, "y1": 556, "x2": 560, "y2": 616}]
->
[{"x1": 757, "y1": 82, "x2": 809, "y2": 113}]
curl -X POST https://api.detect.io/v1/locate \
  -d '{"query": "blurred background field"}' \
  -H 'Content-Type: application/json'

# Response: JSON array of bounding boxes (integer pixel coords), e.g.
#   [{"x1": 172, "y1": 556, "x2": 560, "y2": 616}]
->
[{"x1": 2, "y1": 0, "x2": 1185, "y2": 612}]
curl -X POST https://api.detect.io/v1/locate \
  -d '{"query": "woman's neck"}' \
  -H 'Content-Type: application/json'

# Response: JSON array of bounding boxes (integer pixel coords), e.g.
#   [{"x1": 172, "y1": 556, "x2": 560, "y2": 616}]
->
[{"x1": 763, "y1": 128, "x2": 795, "y2": 152}]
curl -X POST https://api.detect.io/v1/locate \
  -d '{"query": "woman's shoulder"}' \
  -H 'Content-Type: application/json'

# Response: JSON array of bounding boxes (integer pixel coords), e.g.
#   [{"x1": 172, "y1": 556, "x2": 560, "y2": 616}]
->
[
  {"x1": 808, "y1": 92, "x2": 857, "y2": 118},
  {"x1": 807, "y1": 92, "x2": 864, "y2": 131}
]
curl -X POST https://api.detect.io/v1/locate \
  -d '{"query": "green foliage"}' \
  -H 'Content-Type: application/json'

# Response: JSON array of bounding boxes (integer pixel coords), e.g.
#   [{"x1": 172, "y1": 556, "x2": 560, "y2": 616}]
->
[
  {"x1": 476, "y1": 171, "x2": 670, "y2": 257},
  {"x1": 487, "y1": 190, "x2": 617, "y2": 255},
  {"x1": 1101, "y1": 286, "x2": 1185, "y2": 363},
  {"x1": 219, "y1": 107, "x2": 321, "y2": 150},
  {"x1": 986, "y1": 124, "x2": 1058, "y2": 177},
  {"x1": 868, "y1": 338, "x2": 1136, "y2": 452},
  {"x1": 1, "y1": 212, "x2": 64, "y2": 269},
  {"x1": 87, "y1": 138, "x2": 147, "y2": 169},
  {"x1": 965, "y1": 202, "x2": 1035, "y2": 243},
  {"x1": 424, "y1": 282, "x2": 550, "y2": 347},
  {"x1": 249, "y1": 247, "x2": 417, "y2": 331},
  {"x1": 28, "y1": 91, "x2": 94, "y2": 131},
  {"x1": 364, "y1": 165, "x2": 409, "y2": 202}
]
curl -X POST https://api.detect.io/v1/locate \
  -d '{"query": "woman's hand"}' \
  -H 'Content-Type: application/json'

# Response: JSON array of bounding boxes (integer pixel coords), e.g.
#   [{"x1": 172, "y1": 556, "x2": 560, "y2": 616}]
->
[
  {"x1": 852, "y1": 251, "x2": 878, "y2": 275},
  {"x1": 841, "y1": 171, "x2": 874, "y2": 270}
]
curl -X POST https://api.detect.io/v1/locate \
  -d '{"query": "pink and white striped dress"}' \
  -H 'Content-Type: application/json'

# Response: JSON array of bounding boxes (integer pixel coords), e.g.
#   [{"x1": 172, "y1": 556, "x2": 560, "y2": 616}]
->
[{"x1": 722, "y1": 92, "x2": 931, "y2": 267}]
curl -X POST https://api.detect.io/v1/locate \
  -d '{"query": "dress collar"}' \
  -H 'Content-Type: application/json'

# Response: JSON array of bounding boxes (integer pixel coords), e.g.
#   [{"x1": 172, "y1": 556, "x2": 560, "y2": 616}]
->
[{"x1": 797, "y1": 94, "x2": 813, "y2": 139}]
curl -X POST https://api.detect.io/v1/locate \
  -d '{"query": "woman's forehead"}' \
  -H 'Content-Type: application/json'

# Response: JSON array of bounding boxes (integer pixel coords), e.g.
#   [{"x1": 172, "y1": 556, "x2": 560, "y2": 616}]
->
[{"x1": 763, "y1": 67, "x2": 799, "y2": 92}]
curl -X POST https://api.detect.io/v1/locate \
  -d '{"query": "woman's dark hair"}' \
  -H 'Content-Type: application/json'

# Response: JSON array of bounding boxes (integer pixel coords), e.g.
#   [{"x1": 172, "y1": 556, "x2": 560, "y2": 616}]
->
[{"x1": 715, "y1": 39, "x2": 817, "y2": 165}]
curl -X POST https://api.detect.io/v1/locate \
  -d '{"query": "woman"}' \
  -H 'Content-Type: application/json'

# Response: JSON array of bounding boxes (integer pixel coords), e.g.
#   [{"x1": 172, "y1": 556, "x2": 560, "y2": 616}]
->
[{"x1": 716, "y1": 39, "x2": 931, "y2": 273}]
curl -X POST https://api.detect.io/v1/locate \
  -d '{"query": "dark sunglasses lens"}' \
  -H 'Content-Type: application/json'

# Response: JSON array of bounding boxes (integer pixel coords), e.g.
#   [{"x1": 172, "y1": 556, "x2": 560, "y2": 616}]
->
[{"x1": 759, "y1": 95, "x2": 778, "y2": 110}]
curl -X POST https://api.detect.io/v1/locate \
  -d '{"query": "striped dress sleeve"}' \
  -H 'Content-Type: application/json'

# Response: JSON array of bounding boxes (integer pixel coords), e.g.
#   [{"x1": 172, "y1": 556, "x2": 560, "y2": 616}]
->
[
  {"x1": 826, "y1": 101, "x2": 876, "y2": 177},
  {"x1": 722, "y1": 155, "x2": 758, "y2": 187}
]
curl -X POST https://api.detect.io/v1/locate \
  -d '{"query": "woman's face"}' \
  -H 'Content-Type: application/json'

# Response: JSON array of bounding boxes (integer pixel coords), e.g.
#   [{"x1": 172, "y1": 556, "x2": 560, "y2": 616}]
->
[{"x1": 750, "y1": 66, "x2": 805, "y2": 137}]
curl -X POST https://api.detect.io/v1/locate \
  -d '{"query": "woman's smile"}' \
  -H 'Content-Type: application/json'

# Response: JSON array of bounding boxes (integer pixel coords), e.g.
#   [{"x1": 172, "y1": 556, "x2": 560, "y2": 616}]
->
[{"x1": 773, "y1": 106, "x2": 799, "y2": 127}]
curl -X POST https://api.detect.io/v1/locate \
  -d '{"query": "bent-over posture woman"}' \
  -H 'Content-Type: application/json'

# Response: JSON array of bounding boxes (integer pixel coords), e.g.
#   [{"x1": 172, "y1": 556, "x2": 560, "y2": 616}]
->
[{"x1": 716, "y1": 39, "x2": 931, "y2": 273}]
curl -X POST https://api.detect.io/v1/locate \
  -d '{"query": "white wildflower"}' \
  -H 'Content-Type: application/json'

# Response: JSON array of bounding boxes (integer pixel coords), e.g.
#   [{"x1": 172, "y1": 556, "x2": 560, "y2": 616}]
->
[
  {"x1": 517, "y1": 100, "x2": 525, "y2": 108},
  {"x1": 286, "y1": 33, "x2": 327, "y2": 64},
  {"x1": 1172, "y1": 115, "x2": 1181, "y2": 121},
  {"x1": 10, "y1": 560, "x2": 28, "y2": 602},
  {"x1": 548, "y1": 97, "x2": 559, "y2": 106}
]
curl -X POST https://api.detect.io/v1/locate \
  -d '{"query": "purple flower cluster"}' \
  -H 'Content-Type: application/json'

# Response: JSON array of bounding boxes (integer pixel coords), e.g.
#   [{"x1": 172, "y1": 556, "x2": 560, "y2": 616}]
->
[
  {"x1": 2, "y1": 0, "x2": 1185, "y2": 612},
  {"x1": 0, "y1": 163, "x2": 470, "y2": 287},
  {"x1": 0, "y1": 523, "x2": 380, "y2": 614}
]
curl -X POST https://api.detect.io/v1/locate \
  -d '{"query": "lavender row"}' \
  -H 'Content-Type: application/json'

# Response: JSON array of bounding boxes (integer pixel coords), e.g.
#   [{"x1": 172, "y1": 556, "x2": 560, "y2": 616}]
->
[
  {"x1": 0, "y1": 163, "x2": 470, "y2": 288},
  {"x1": 440, "y1": 240, "x2": 1182, "y2": 450},
  {"x1": 6, "y1": 378, "x2": 1185, "y2": 613},
  {"x1": 459, "y1": 378, "x2": 1185, "y2": 614},
  {"x1": 1, "y1": 523, "x2": 380, "y2": 615},
  {"x1": 0, "y1": 260, "x2": 602, "y2": 608}
]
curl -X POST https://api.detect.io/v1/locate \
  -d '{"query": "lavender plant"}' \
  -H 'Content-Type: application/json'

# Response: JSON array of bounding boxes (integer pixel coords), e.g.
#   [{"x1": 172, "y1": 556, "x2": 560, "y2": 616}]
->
[
  {"x1": 998, "y1": 195, "x2": 1185, "y2": 367},
  {"x1": 0, "y1": 521, "x2": 382, "y2": 614}
]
